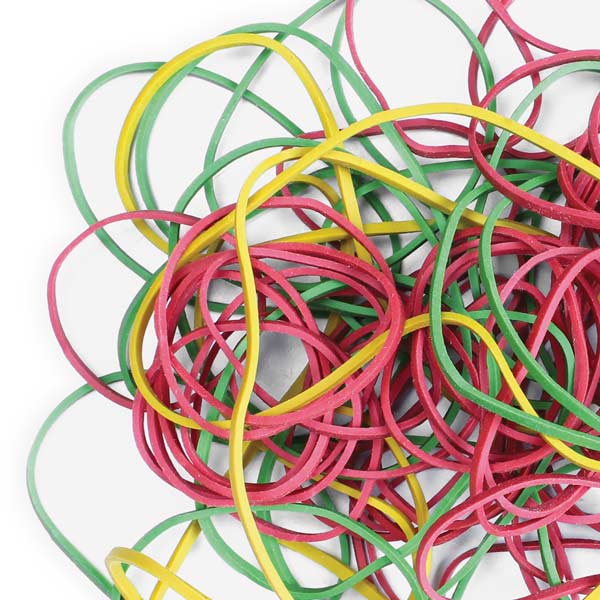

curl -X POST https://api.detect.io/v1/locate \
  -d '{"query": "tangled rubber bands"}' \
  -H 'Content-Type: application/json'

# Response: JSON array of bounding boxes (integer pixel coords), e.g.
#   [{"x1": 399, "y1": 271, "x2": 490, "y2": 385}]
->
[{"x1": 28, "y1": 1, "x2": 600, "y2": 599}]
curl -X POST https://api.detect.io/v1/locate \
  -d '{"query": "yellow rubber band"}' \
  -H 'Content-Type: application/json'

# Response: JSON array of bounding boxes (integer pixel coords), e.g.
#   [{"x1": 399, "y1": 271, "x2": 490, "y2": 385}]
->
[{"x1": 115, "y1": 33, "x2": 600, "y2": 600}]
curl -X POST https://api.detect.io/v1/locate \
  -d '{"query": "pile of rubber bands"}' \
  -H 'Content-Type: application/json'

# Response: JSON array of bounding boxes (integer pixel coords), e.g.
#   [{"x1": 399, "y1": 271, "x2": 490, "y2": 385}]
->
[{"x1": 28, "y1": 1, "x2": 600, "y2": 598}]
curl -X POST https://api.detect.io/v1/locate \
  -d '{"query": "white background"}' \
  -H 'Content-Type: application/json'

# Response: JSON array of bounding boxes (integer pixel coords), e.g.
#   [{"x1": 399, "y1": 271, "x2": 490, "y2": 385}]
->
[{"x1": 2, "y1": 1, "x2": 600, "y2": 598}]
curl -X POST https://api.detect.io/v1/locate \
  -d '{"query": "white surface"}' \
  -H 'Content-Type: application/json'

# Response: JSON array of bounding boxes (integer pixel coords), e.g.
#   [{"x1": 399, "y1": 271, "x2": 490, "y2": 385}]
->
[{"x1": 2, "y1": 1, "x2": 600, "y2": 598}]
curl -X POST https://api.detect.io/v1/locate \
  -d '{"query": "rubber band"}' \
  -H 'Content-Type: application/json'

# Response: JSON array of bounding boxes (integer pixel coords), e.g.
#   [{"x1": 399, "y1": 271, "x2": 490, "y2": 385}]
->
[{"x1": 31, "y1": 2, "x2": 600, "y2": 599}]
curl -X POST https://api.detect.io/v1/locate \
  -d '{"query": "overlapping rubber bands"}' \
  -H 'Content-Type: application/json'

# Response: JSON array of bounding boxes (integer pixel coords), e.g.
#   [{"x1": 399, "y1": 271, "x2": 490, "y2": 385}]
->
[{"x1": 29, "y1": 1, "x2": 600, "y2": 598}]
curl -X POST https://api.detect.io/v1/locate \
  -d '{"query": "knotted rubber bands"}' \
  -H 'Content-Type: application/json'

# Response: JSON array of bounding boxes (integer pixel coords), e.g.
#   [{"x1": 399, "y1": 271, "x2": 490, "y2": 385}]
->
[{"x1": 29, "y1": 1, "x2": 600, "y2": 599}]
